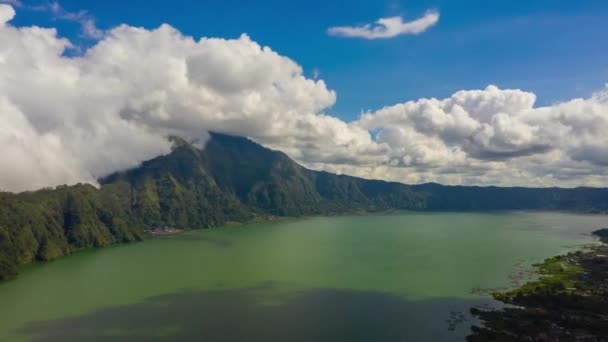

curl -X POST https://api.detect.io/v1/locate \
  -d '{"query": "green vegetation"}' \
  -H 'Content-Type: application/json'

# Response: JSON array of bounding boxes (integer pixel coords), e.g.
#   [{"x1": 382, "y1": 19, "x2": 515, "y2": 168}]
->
[
  {"x1": 2, "y1": 132, "x2": 608, "y2": 281},
  {"x1": 0, "y1": 184, "x2": 143, "y2": 281},
  {"x1": 494, "y1": 255, "x2": 584, "y2": 298},
  {"x1": 468, "y1": 240, "x2": 608, "y2": 341}
]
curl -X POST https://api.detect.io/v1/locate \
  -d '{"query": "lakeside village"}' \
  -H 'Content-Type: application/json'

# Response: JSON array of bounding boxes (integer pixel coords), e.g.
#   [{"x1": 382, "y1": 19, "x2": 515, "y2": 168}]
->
[{"x1": 145, "y1": 227, "x2": 184, "y2": 236}]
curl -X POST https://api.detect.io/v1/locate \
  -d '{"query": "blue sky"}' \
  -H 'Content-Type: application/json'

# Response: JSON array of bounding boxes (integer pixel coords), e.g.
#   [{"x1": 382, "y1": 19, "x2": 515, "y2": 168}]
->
[{"x1": 9, "y1": 0, "x2": 608, "y2": 121}]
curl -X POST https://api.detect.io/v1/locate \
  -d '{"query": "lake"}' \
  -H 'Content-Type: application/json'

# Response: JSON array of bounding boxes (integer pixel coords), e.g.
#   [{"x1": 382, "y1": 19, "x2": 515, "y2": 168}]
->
[{"x1": 0, "y1": 212, "x2": 606, "y2": 341}]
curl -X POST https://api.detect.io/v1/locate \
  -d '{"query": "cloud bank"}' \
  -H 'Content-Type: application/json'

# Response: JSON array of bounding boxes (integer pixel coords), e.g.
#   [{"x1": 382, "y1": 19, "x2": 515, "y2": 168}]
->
[
  {"x1": 328, "y1": 11, "x2": 439, "y2": 39},
  {"x1": 1, "y1": 4, "x2": 608, "y2": 192}
]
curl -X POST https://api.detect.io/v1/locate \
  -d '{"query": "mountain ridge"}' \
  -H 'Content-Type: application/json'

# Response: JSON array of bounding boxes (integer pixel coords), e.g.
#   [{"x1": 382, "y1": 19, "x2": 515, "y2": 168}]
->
[{"x1": 1, "y1": 132, "x2": 608, "y2": 280}]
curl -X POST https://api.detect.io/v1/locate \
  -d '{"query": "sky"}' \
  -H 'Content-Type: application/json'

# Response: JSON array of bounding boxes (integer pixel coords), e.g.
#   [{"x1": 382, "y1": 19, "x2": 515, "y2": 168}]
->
[{"x1": 1, "y1": 0, "x2": 608, "y2": 191}]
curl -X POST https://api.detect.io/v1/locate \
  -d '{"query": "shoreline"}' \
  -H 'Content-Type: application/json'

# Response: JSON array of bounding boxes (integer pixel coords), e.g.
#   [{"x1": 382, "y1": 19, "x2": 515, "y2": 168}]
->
[{"x1": 467, "y1": 231, "x2": 608, "y2": 341}]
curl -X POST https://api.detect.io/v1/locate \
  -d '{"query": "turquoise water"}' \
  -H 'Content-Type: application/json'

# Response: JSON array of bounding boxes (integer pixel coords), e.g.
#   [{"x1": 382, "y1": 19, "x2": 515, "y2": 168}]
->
[{"x1": 0, "y1": 212, "x2": 606, "y2": 341}]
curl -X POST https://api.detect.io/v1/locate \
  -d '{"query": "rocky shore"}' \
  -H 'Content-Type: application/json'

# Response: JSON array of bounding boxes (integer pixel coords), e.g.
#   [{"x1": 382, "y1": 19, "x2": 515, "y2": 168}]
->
[{"x1": 467, "y1": 229, "x2": 608, "y2": 341}]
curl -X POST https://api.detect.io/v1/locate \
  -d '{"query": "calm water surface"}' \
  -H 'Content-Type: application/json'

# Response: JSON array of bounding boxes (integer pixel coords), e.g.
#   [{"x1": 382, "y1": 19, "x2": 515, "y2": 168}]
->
[{"x1": 0, "y1": 212, "x2": 606, "y2": 341}]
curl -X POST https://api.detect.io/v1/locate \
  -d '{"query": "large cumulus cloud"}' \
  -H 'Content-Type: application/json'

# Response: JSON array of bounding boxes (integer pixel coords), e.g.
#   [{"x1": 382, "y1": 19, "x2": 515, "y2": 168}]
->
[
  {"x1": 0, "y1": 4, "x2": 385, "y2": 192},
  {"x1": 1, "y1": 4, "x2": 608, "y2": 192},
  {"x1": 353, "y1": 85, "x2": 608, "y2": 186}
]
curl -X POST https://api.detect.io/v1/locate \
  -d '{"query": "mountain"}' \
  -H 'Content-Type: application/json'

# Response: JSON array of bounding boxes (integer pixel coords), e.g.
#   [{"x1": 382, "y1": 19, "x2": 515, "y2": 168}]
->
[{"x1": 1, "y1": 132, "x2": 608, "y2": 280}]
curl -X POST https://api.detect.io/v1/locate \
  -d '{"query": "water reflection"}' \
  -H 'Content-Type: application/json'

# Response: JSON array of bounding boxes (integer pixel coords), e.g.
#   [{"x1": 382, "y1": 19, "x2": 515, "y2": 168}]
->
[{"x1": 163, "y1": 233, "x2": 233, "y2": 248}]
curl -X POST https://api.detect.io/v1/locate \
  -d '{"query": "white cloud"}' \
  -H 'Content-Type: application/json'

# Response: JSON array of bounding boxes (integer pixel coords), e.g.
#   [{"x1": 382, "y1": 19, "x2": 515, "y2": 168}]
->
[
  {"x1": 352, "y1": 85, "x2": 608, "y2": 187},
  {"x1": 0, "y1": 3, "x2": 15, "y2": 24},
  {"x1": 0, "y1": 6, "x2": 380, "y2": 191},
  {"x1": 328, "y1": 10, "x2": 439, "y2": 39},
  {"x1": 79, "y1": 17, "x2": 103, "y2": 39},
  {"x1": 1, "y1": 4, "x2": 608, "y2": 192}
]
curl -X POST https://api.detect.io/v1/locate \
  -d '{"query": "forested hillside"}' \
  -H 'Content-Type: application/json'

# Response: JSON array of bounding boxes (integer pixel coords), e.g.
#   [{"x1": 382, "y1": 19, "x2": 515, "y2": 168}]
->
[{"x1": 2, "y1": 133, "x2": 608, "y2": 280}]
